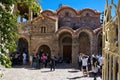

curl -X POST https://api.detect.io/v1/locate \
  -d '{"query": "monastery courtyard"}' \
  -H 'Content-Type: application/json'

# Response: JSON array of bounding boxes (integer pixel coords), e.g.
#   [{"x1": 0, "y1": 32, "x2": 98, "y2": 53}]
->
[{"x1": 1, "y1": 63, "x2": 101, "y2": 80}]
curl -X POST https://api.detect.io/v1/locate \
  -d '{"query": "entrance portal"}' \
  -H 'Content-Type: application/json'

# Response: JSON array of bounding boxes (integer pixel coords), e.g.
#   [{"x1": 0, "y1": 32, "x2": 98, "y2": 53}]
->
[
  {"x1": 62, "y1": 37, "x2": 72, "y2": 63},
  {"x1": 63, "y1": 45, "x2": 72, "y2": 63},
  {"x1": 17, "y1": 38, "x2": 29, "y2": 62},
  {"x1": 17, "y1": 38, "x2": 28, "y2": 53},
  {"x1": 38, "y1": 45, "x2": 51, "y2": 58}
]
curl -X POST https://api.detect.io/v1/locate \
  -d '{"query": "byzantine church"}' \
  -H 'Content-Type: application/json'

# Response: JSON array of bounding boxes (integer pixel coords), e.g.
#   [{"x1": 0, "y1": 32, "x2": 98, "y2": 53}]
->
[{"x1": 17, "y1": 5, "x2": 102, "y2": 63}]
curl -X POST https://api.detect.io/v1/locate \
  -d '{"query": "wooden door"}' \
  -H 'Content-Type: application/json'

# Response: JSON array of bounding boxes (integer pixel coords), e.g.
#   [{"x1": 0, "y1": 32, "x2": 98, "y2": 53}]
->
[{"x1": 63, "y1": 45, "x2": 72, "y2": 62}]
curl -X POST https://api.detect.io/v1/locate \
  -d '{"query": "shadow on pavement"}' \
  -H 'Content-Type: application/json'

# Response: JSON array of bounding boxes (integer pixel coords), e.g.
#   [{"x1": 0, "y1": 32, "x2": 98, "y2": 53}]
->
[
  {"x1": 12, "y1": 62, "x2": 79, "y2": 71},
  {"x1": 68, "y1": 70, "x2": 79, "y2": 73},
  {"x1": 67, "y1": 76, "x2": 84, "y2": 79},
  {"x1": 41, "y1": 70, "x2": 54, "y2": 73}
]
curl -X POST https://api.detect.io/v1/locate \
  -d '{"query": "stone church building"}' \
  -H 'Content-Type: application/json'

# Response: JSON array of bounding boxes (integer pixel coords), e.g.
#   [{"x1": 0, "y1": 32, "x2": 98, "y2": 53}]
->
[{"x1": 17, "y1": 5, "x2": 102, "y2": 63}]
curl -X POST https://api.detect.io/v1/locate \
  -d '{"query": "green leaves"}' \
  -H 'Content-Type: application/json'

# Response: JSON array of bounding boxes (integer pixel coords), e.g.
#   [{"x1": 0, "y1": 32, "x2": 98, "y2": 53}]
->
[
  {"x1": 30, "y1": 1, "x2": 41, "y2": 13},
  {"x1": 0, "y1": 54, "x2": 11, "y2": 68},
  {"x1": 18, "y1": 0, "x2": 41, "y2": 14},
  {"x1": 0, "y1": 0, "x2": 41, "y2": 67},
  {"x1": 0, "y1": 0, "x2": 18, "y2": 67}
]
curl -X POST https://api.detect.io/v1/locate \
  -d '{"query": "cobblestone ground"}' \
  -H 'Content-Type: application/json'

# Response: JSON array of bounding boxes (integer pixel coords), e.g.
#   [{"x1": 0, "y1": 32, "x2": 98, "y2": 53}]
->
[{"x1": 1, "y1": 63, "x2": 102, "y2": 80}]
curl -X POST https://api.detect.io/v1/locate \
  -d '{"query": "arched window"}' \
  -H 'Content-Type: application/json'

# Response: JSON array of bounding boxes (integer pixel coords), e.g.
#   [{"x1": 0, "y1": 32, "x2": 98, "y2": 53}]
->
[
  {"x1": 41, "y1": 26, "x2": 46, "y2": 33},
  {"x1": 86, "y1": 13, "x2": 90, "y2": 16},
  {"x1": 65, "y1": 12, "x2": 69, "y2": 16}
]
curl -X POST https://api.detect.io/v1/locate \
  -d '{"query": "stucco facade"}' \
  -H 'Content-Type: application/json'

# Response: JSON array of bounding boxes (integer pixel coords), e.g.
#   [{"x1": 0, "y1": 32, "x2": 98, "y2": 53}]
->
[{"x1": 17, "y1": 5, "x2": 102, "y2": 64}]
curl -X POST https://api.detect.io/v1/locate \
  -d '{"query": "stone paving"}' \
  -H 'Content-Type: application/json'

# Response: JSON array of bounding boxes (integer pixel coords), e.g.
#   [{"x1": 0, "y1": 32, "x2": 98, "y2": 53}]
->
[{"x1": 1, "y1": 63, "x2": 102, "y2": 80}]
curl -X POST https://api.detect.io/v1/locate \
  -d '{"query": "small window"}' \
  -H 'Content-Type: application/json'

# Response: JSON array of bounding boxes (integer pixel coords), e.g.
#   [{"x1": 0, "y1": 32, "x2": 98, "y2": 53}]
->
[
  {"x1": 86, "y1": 13, "x2": 89, "y2": 16},
  {"x1": 41, "y1": 27, "x2": 46, "y2": 33},
  {"x1": 65, "y1": 12, "x2": 69, "y2": 16},
  {"x1": 46, "y1": 13, "x2": 49, "y2": 16}
]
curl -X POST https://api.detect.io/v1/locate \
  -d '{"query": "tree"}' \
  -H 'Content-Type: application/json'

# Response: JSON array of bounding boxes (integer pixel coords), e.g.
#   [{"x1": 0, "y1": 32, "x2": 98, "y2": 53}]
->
[
  {"x1": 0, "y1": 0, "x2": 18, "y2": 68},
  {"x1": 0, "y1": 0, "x2": 41, "y2": 67}
]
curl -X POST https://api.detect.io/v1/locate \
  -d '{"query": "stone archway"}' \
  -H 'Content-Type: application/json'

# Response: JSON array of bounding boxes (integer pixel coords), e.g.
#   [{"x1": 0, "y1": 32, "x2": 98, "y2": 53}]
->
[
  {"x1": 17, "y1": 38, "x2": 28, "y2": 54},
  {"x1": 37, "y1": 45, "x2": 51, "y2": 58},
  {"x1": 62, "y1": 37, "x2": 72, "y2": 63},
  {"x1": 17, "y1": 38, "x2": 29, "y2": 62},
  {"x1": 59, "y1": 32, "x2": 72, "y2": 63},
  {"x1": 79, "y1": 32, "x2": 90, "y2": 55}
]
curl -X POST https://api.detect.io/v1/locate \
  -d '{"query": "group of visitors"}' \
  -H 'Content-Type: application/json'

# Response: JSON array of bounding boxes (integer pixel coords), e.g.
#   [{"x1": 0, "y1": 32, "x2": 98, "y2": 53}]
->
[
  {"x1": 11, "y1": 50, "x2": 103, "y2": 79},
  {"x1": 77, "y1": 53, "x2": 102, "y2": 80},
  {"x1": 11, "y1": 51, "x2": 27, "y2": 66},
  {"x1": 30, "y1": 52, "x2": 59, "y2": 71}
]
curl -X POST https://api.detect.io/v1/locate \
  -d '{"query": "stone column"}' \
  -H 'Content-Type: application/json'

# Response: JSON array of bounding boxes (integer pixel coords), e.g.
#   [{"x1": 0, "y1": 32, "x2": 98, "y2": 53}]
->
[
  {"x1": 53, "y1": 37, "x2": 59, "y2": 57},
  {"x1": 29, "y1": 9, "x2": 33, "y2": 21},
  {"x1": 72, "y1": 36, "x2": 79, "y2": 64},
  {"x1": 91, "y1": 35, "x2": 96, "y2": 55},
  {"x1": 94, "y1": 35, "x2": 98, "y2": 54}
]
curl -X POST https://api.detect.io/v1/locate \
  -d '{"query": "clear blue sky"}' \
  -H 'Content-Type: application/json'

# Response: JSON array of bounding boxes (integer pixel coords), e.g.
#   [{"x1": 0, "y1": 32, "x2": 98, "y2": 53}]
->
[{"x1": 40, "y1": 0, "x2": 107, "y2": 13}]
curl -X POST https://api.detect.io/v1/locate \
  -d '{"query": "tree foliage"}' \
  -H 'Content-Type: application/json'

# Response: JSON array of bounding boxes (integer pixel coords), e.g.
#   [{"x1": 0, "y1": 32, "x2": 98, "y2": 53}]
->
[
  {"x1": 0, "y1": 0, "x2": 18, "y2": 68},
  {"x1": 17, "y1": 0, "x2": 41, "y2": 15},
  {"x1": 0, "y1": 0, "x2": 41, "y2": 67}
]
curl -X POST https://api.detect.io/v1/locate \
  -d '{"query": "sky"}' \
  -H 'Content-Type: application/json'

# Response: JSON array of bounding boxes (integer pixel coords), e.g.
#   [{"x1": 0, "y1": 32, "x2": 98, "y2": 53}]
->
[{"x1": 40, "y1": 0, "x2": 107, "y2": 13}]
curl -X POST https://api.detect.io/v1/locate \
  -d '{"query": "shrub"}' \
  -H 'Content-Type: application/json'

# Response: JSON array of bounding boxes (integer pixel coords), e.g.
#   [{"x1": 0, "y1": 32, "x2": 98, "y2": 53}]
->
[{"x1": 0, "y1": 54, "x2": 11, "y2": 68}]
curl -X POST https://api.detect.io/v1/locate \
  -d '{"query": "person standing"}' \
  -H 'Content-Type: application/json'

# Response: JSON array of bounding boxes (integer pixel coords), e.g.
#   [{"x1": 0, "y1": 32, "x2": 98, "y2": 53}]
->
[
  {"x1": 81, "y1": 54, "x2": 88, "y2": 76},
  {"x1": 92, "y1": 61, "x2": 100, "y2": 80},
  {"x1": 41, "y1": 53, "x2": 47, "y2": 68},
  {"x1": 32, "y1": 53, "x2": 37, "y2": 69},
  {"x1": 78, "y1": 53, "x2": 83, "y2": 71},
  {"x1": 87, "y1": 56, "x2": 91, "y2": 71},
  {"x1": 91, "y1": 53, "x2": 98, "y2": 65},
  {"x1": 22, "y1": 52, "x2": 27, "y2": 65},
  {"x1": 49, "y1": 55, "x2": 56, "y2": 71}
]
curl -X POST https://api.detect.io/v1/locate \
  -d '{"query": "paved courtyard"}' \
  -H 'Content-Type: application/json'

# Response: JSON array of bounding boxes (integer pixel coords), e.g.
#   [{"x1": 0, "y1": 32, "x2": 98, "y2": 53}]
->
[{"x1": 1, "y1": 63, "x2": 102, "y2": 80}]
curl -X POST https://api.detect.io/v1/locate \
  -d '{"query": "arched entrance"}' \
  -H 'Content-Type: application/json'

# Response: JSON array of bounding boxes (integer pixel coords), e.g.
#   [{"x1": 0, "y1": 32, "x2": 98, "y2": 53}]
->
[
  {"x1": 17, "y1": 38, "x2": 29, "y2": 61},
  {"x1": 98, "y1": 33, "x2": 102, "y2": 55},
  {"x1": 79, "y1": 32, "x2": 90, "y2": 55},
  {"x1": 59, "y1": 32, "x2": 72, "y2": 63},
  {"x1": 62, "y1": 37, "x2": 72, "y2": 63},
  {"x1": 37, "y1": 45, "x2": 51, "y2": 58},
  {"x1": 17, "y1": 38, "x2": 28, "y2": 53}
]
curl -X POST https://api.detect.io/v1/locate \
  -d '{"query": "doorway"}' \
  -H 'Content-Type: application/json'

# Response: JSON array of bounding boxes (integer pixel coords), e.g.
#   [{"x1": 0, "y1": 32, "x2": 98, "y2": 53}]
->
[
  {"x1": 37, "y1": 45, "x2": 51, "y2": 58},
  {"x1": 62, "y1": 37, "x2": 72, "y2": 63},
  {"x1": 63, "y1": 45, "x2": 72, "y2": 63}
]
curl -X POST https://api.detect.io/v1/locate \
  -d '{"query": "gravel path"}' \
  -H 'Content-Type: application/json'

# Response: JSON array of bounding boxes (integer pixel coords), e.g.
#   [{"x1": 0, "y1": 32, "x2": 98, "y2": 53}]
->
[{"x1": 1, "y1": 63, "x2": 102, "y2": 80}]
